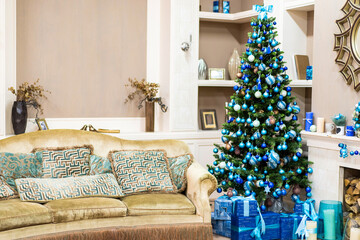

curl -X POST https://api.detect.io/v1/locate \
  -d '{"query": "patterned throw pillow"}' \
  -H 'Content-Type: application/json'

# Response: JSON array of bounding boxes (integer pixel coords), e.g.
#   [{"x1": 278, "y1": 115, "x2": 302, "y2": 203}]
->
[
  {"x1": 15, "y1": 173, "x2": 124, "y2": 202},
  {"x1": 89, "y1": 155, "x2": 112, "y2": 175},
  {"x1": 33, "y1": 145, "x2": 93, "y2": 178},
  {"x1": 0, "y1": 176, "x2": 15, "y2": 200},
  {"x1": 0, "y1": 152, "x2": 42, "y2": 194},
  {"x1": 108, "y1": 150, "x2": 176, "y2": 195},
  {"x1": 168, "y1": 154, "x2": 193, "y2": 192}
]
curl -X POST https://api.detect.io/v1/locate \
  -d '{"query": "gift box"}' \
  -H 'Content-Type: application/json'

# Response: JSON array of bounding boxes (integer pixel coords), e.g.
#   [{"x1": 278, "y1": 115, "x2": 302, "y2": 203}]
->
[
  {"x1": 211, "y1": 212, "x2": 231, "y2": 238},
  {"x1": 231, "y1": 211, "x2": 280, "y2": 240},
  {"x1": 214, "y1": 195, "x2": 233, "y2": 220},
  {"x1": 293, "y1": 199, "x2": 316, "y2": 219},
  {"x1": 233, "y1": 197, "x2": 259, "y2": 217},
  {"x1": 280, "y1": 213, "x2": 303, "y2": 240}
]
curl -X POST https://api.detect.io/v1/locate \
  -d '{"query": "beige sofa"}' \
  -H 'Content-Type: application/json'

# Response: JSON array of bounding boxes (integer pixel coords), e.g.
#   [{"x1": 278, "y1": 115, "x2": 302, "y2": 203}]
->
[{"x1": 0, "y1": 129, "x2": 217, "y2": 240}]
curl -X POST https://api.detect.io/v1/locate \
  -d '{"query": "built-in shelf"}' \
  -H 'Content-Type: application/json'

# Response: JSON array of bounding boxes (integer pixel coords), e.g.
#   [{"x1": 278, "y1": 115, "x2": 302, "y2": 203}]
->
[
  {"x1": 285, "y1": 0, "x2": 314, "y2": 11},
  {"x1": 199, "y1": 10, "x2": 257, "y2": 23},
  {"x1": 198, "y1": 80, "x2": 313, "y2": 88}
]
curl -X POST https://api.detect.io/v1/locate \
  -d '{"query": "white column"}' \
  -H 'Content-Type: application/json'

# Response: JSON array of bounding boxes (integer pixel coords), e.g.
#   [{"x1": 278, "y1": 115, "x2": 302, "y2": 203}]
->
[{"x1": 0, "y1": 0, "x2": 16, "y2": 136}]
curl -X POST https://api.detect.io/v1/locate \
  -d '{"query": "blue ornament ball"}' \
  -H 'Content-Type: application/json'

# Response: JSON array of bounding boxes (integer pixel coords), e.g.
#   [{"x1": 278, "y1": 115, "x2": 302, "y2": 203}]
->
[
  {"x1": 308, "y1": 167, "x2": 313, "y2": 174},
  {"x1": 217, "y1": 187, "x2": 222, "y2": 193},
  {"x1": 296, "y1": 168, "x2": 302, "y2": 174},
  {"x1": 277, "y1": 101, "x2": 286, "y2": 110},
  {"x1": 213, "y1": 148, "x2": 218, "y2": 153},
  {"x1": 281, "y1": 189, "x2": 287, "y2": 196},
  {"x1": 261, "y1": 205, "x2": 266, "y2": 211},
  {"x1": 235, "y1": 177, "x2": 243, "y2": 184},
  {"x1": 284, "y1": 183, "x2": 290, "y2": 189},
  {"x1": 245, "y1": 190, "x2": 251, "y2": 196},
  {"x1": 259, "y1": 63, "x2": 266, "y2": 71},
  {"x1": 306, "y1": 187, "x2": 312, "y2": 193},
  {"x1": 232, "y1": 189, "x2": 238, "y2": 196},
  {"x1": 268, "y1": 182, "x2": 274, "y2": 188},
  {"x1": 273, "y1": 192, "x2": 279, "y2": 199},
  {"x1": 266, "y1": 75, "x2": 276, "y2": 85},
  {"x1": 306, "y1": 192, "x2": 312, "y2": 198}
]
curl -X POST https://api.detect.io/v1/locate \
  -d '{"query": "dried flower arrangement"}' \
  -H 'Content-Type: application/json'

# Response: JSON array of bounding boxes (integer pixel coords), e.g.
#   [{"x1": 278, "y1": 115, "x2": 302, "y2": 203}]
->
[
  {"x1": 8, "y1": 79, "x2": 51, "y2": 117},
  {"x1": 125, "y1": 78, "x2": 168, "y2": 112}
]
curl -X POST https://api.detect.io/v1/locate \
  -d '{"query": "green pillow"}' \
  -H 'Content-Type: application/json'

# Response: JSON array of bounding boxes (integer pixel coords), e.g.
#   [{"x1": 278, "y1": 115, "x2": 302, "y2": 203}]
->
[
  {"x1": 0, "y1": 152, "x2": 42, "y2": 194},
  {"x1": 15, "y1": 173, "x2": 124, "y2": 202},
  {"x1": 168, "y1": 154, "x2": 193, "y2": 192},
  {"x1": 89, "y1": 155, "x2": 112, "y2": 175},
  {"x1": 109, "y1": 150, "x2": 176, "y2": 195}
]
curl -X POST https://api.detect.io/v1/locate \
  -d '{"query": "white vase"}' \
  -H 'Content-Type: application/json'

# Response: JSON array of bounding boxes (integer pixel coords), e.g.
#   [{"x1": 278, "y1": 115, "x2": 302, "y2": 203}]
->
[
  {"x1": 198, "y1": 58, "x2": 208, "y2": 80},
  {"x1": 228, "y1": 49, "x2": 241, "y2": 80}
]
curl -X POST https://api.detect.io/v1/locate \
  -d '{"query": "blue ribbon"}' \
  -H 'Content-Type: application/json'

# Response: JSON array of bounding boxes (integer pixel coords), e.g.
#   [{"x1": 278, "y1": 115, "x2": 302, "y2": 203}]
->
[
  {"x1": 295, "y1": 215, "x2": 309, "y2": 240},
  {"x1": 253, "y1": 5, "x2": 273, "y2": 20},
  {"x1": 307, "y1": 228, "x2": 317, "y2": 234}
]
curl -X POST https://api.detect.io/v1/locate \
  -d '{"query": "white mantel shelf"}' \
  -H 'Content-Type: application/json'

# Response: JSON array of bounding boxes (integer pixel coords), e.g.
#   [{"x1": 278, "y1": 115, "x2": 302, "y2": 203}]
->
[
  {"x1": 301, "y1": 131, "x2": 360, "y2": 150},
  {"x1": 199, "y1": 10, "x2": 257, "y2": 24},
  {"x1": 284, "y1": 0, "x2": 315, "y2": 11}
]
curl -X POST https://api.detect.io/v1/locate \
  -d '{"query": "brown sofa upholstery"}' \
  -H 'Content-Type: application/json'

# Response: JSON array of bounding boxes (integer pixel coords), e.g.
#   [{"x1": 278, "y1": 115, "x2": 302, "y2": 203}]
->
[{"x1": 0, "y1": 129, "x2": 217, "y2": 239}]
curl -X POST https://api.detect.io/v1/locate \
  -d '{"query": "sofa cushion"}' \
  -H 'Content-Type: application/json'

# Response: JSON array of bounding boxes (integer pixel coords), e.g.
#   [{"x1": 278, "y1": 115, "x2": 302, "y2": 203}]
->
[
  {"x1": 33, "y1": 145, "x2": 93, "y2": 178},
  {"x1": 0, "y1": 176, "x2": 15, "y2": 200},
  {"x1": 0, "y1": 152, "x2": 41, "y2": 194},
  {"x1": 109, "y1": 150, "x2": 176, "y2": 195},
  {"x1": 121, "y1": 193, "x2": 196, "y2": 216},
  {"x1": 0, "y1": 198, "x2": 52, "y2": 231},
  {"x1": 45, "y1": 197, "x2": 127, "y2": 223},
  {"x1": 168, "y1": 154, "x2": 193, "y2": 192},
  {"x1": 16, "y1": 173, "x2": 124, "y2": 202},
  {"x1": 90, "y1": 155, "x2": 112, "y2": 175}
]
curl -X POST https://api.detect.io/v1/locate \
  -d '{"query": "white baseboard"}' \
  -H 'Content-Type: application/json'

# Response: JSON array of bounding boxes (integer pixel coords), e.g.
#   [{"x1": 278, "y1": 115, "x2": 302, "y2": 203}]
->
[{"x1": 25, "y1": 117, "x2": 145, "y2": 133}]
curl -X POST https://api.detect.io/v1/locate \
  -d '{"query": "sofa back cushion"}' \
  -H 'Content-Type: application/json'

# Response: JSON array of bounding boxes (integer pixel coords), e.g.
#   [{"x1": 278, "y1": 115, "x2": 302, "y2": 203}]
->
[
  {"x1": 89, "y1": 155, "x2": 112, "y2": 175},
  {"x1": 168, "y1": 154, "x2": 193, "y2": 192},
  {"x1": 109, "y1": 150, "x2": 176, "y2": 195},
  {"x1": 33, "y1": 145, "x2": 93, "y2": 178},
  {"x1": 15, "y1": 173, "x2": 124, "y2": 202},
  {"x1": 0, "y1": 152, "x2": 41, "y2": 194}
]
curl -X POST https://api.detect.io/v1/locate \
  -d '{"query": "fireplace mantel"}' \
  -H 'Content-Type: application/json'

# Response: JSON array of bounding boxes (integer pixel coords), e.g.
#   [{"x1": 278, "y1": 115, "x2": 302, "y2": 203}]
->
[{"x1": 302, "y1": 131, "x2": 360, "y2": 209}]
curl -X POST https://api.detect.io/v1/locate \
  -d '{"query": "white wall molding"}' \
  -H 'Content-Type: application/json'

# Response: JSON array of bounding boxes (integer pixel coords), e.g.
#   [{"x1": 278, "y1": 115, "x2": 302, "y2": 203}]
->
[{"x1": 25, "y1": 117, "x2": 146, "y2": 133}]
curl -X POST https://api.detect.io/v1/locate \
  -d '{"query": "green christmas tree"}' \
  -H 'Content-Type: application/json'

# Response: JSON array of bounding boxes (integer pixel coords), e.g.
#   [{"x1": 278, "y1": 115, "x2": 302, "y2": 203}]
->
[{"x1": 207, "y1": 5, "x2": 313, "y2": 210}]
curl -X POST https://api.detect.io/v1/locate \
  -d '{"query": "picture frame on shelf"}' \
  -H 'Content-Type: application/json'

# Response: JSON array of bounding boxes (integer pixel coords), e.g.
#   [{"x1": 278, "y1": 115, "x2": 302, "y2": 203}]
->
[
  {"x1": 35, "y1": 118, "x2": 49, "y2": 131},
  {"x1": 209, "y1": 68, "x2": 225, "y2": 80},
  {"x1": 200, "y1": 109, "x2": 218, "y2": 130}
]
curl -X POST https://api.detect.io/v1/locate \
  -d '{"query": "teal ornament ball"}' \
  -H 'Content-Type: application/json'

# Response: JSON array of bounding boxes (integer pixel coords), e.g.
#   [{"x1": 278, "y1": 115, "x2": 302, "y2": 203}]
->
[
  {"x1": 236, "y1": 117, "x2": 241, "y2": 123},
  {"x1": 285, "y1": 183, "x2": 290, "y2": 189},
  {"x1": 266, "y1": 75, "x2": 276, "y2": 85},
  {"x1": 288, "y1": 130, "x2": 296, "y2": 138},
  {"x1": 259, "y1": 63, "x2": 266, "y2": 71},
  {"x1": 273, "y1": 63, "x2": 279, "y2": 69},
  {"x1": 308, "y1": 167, "x2": 313, "y2": 174},
  {"x1": 292, "y1": 105, "x2": 301, "y2": 114},
  {"x1": 277, "y1": 101, "x2": 286, "y2": 110},
  {"x1": 249, "y1": 156, "x2": 258, "y2": 165}
]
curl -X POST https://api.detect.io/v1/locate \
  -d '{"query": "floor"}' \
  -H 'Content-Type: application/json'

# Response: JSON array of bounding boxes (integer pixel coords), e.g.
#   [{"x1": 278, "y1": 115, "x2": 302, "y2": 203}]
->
[{"x1": 213, "y1": 234, "x2": 229, "y2": 239}]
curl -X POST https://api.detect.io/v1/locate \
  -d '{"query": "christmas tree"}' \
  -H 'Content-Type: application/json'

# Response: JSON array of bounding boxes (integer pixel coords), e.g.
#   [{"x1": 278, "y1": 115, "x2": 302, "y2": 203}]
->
[{"x1": 207, "y1": 5, "x2": 313, "y2": 210}]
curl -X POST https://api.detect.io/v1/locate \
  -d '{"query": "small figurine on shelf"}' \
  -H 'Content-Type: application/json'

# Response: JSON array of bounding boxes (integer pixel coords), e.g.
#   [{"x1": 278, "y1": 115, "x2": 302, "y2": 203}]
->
[
  {"x1": 332, "y1": 113, "x2": 346, "y2": 135},
  {"x1": 352, "y1": 101, "x2": 360, "y2": 137}
]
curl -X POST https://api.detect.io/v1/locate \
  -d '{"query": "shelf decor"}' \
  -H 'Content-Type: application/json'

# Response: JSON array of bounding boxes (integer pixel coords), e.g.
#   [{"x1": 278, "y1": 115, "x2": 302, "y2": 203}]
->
[
  {"x1": 198, "y1": 58, "x2": 208, "y2": 80},
  {"x1": 209, "y1": 68, "x2": 225, "y2": 80},
  {"x1": 334, "y1": 0, "x2": 360, "y2": 91},
  {"x1": 228, "y1": 49, "x2": 241, "y2": 80}
]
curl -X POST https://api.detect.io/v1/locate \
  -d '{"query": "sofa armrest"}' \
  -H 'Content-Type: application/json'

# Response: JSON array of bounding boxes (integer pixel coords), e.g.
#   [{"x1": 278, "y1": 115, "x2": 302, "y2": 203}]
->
[{"x1": 186, "y1": 160, "x2": 217, "y2": 223}]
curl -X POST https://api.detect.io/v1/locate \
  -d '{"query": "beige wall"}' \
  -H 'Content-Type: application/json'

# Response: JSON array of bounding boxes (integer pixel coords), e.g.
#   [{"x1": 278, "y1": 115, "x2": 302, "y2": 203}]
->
[
  {"x1": 312, "y1": 0, "x2": 360, "y2": 124},
  {"x1": 17, "y1": 0, "x2": 147, "y2": 118}
]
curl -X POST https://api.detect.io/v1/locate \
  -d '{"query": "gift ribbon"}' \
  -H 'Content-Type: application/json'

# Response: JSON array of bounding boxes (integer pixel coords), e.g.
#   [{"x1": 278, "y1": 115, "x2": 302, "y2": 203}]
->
[
  {"x1": 295, "y1": 215, "x2": 309, "y2": 240},
  {"x1": 280, "y1": 213, "x2": 303, "y2": 239},
  {"x1": 253, "y1": 5, "x2": 273, "y2": 20},
  {"x1": 307, "y1": 228, "x2": 317, "y2": 234}
]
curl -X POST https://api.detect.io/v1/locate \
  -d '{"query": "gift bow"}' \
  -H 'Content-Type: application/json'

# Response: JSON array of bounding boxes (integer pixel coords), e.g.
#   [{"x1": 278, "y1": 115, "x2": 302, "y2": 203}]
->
[{"x1": 253, "y1": 5, "x2": 273, "y2": 20}]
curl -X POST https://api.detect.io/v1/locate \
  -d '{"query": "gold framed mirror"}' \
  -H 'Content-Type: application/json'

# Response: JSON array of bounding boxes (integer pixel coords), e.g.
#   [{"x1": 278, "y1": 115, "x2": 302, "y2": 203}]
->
[{"x1": 334, "y1": 0, "x2": 360, "y2": 91}]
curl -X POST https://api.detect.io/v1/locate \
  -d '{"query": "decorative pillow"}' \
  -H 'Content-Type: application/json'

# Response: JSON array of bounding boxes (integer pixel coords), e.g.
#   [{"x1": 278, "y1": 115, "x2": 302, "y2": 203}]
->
[
  {"x1": 108, "y1": 150, "x2": 176, "y2": 195},
  {"x1": 0, "y1": 152, "x2": 42, "y2": 193},
  {"x1": 89, "y1": 155, "x2": 112, "y2": 175},
  {"x1": 0, "y1": 176, "x2": 15, "y2": 200},
  {"x1": 168, "y1": 154, "x2": 193, "y2": 192},
  {"x1": 33, "y1": 145, "x2": 93, "y2": 178},
  {"x1": 15, "y1": 173, "x2": 124, "y2": 202}
]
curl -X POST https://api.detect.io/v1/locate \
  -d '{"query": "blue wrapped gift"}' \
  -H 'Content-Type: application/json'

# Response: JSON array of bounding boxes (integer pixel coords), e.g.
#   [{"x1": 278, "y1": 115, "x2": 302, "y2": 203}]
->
[
  {"x1": 280, "y1": 213, "x2": 303, "y2": 240},
  {"x1": 233, "y1": 197, "x2": 259, "y2": 217},
  {"x1": 231, "y1": 211, "x2": 280, "y2": 240},
  {"x1": 293, "y1": 199, "x2": 317, "y2": 220},
  {"x1": 212, "y1": 212, "x2": 231, "y2": 238},
  {"x1": 214, "y1": 195, "x2": 233, "y2": 220}
]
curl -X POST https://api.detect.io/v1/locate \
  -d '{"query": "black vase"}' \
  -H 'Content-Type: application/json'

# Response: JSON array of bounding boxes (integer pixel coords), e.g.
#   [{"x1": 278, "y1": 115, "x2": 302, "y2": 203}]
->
[{"x1": 11, "y1": 101, "x2": 28, "y2": 135}]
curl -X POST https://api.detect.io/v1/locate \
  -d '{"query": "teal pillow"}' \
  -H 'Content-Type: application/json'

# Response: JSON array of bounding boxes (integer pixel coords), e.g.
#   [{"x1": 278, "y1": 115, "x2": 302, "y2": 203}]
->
[
  {"x1": 0, "y1": 152, "x2": 42, "y2": 194},
  {"x1": 0, "y1": 176, "x2": 15, "y2": 199},
  {"x1": 109, "y1": 150, "x2": 176, "y2": 195},
  {"x1": 15, "y1": 173, "x2": 124, "y2": 202},
  {"x1": 34, "y1": 145, "x2": 93, "y2": 178},
  {"x1": 89, "y1": 155, "x2": 112, "y2": 175},
  {"x1": 168, "y1": 154, "x2": 193, "y2": 192}
]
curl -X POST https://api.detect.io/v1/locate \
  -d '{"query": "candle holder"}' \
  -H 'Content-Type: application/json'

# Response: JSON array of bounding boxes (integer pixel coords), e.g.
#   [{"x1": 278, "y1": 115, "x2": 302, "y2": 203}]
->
[{"x1": 318, "y1": 200, "x2": 343, "y2": 240}]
